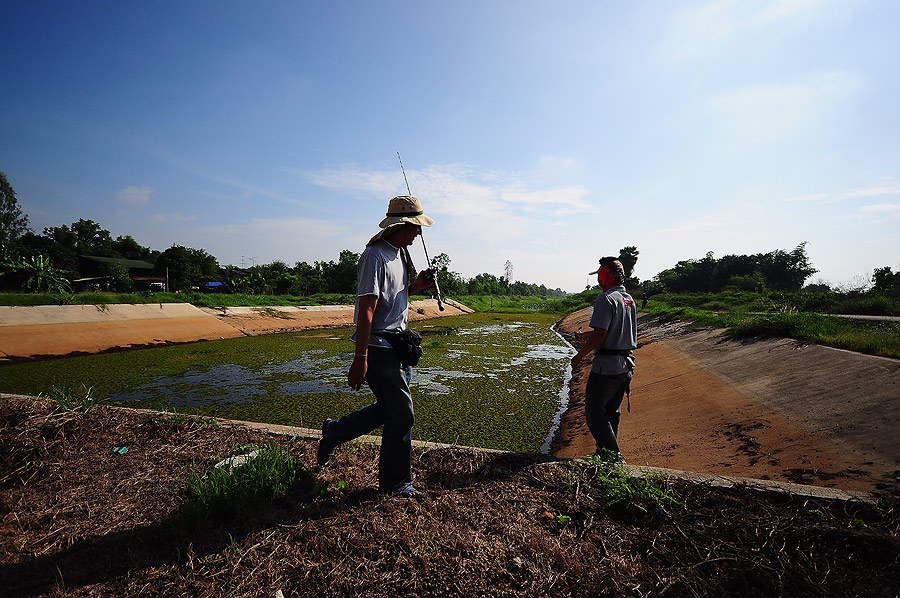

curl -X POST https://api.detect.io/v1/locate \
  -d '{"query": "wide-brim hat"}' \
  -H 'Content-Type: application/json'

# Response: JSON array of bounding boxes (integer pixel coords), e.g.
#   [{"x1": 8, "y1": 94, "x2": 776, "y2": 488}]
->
[{"x1": 378, "y1": 195, "x2": 434, "y2": 229}]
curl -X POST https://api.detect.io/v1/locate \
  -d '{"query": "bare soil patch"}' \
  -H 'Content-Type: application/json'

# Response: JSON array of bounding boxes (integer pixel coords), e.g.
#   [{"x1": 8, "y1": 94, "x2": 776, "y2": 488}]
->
[{"x1": 2, "y1": 395, "x2": 898, "y2": 597}]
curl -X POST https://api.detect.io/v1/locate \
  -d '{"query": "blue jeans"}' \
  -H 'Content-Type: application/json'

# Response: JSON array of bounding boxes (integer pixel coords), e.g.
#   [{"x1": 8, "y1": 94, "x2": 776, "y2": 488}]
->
[
  {"x1": 585, "y1": 370, "x2": 632, "y2": 456},
  {"x1": 328, "y1": 346, "x2": 414, "y2": 492}
]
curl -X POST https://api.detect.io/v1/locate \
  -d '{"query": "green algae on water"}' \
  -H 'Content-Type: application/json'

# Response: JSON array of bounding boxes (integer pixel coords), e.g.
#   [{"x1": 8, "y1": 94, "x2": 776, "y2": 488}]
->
[{"x1": 0, "y1": 313, "x2": 572, "y2": 452}]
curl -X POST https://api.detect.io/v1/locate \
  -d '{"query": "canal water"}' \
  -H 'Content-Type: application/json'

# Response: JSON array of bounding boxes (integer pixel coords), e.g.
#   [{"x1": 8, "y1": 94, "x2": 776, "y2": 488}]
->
[{"x1": 108, "y1": 314, "x2": 574, "y2": 453}]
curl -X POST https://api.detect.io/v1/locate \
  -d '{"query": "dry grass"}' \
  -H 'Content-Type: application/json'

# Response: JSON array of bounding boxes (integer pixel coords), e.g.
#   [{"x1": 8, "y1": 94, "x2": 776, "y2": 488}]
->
[{"x1": 1, "y1": 395, "x2": 898, "y2": 597}]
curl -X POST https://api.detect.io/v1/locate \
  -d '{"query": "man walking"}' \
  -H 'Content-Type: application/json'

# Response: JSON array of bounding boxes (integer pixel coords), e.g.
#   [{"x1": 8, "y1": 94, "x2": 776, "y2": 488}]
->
[
  {"x1": 571, "y1": 256, "x2": 637, "y2": 462},
  {"x1": 317, "y1": 195, "x2": 436, "y2": 500}
]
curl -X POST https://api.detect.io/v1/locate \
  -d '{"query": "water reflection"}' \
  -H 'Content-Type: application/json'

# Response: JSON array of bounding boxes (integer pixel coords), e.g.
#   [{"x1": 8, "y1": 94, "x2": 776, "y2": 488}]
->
[{"x1": 110, "y1": 363, "x2": 269, "y2": 407}]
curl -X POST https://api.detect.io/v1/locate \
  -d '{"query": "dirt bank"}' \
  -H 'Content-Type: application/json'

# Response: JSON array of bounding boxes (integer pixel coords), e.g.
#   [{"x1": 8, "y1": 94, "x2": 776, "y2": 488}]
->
[{"x1": 551, "y1": 308, "x2": 899, "y2": 493}]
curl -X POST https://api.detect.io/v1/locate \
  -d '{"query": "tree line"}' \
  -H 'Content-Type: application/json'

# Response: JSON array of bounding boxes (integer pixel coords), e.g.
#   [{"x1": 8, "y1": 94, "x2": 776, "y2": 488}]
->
[
  {"x1": 2, "y1": 171, "x2": 898, "y2": 297},
  {"x1": 646, "y1": 243, "x2": 817, "y2": 294}
]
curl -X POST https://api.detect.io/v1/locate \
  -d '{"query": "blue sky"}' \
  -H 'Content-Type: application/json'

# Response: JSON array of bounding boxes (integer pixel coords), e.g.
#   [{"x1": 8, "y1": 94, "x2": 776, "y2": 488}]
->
[{"x1": 2, "y1": 0, "x2": 898, "y2": 293}]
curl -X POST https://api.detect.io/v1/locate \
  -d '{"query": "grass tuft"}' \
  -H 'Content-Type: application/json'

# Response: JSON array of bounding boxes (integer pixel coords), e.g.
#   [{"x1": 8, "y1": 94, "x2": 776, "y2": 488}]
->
[
  {"x1": 43, "y1": 385, "x2": 106, "y2": 413},
  {"x1": 572, "y1": 451, "x2": 682, "y2": 516},
  {"x1": 177, "y1": 441, "x2": 298, "y2": 528}
]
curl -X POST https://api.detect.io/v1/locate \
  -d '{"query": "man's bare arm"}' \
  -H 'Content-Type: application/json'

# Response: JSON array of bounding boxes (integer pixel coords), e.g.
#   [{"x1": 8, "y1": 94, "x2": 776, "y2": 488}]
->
[
  {"x1": 348, "y1": 294, "x2": 377, "y2": 390},
  {"x1": 571, "y1": 327, "x2": 608, "y2": 369}
]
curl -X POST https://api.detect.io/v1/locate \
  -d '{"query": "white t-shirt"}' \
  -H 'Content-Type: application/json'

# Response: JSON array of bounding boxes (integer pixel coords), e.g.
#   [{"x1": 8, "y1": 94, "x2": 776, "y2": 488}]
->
[{"x1": 353, "y1": 240, "x2": 409, "y2": 348}]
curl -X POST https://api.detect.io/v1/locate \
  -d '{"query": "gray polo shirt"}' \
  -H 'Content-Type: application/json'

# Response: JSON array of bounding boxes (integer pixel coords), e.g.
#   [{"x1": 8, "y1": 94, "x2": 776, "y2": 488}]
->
[
  {"x1": 352, "y1": 239, "x2": 409, "y2": 349},
  {"x1": 589, "y1": 285, "x2": 637, "y2": 375}
]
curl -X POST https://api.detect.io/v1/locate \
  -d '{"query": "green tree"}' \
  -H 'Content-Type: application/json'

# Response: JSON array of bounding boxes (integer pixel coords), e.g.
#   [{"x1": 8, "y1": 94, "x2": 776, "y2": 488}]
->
[
  {"x1": 468, "y1": 272, "x2": 503, "y2": 295},
  {"x1": 316, "y1": 250, "x2": 360, "y2": 294},
  {"x1": 757, "y1": 242, "x2": 816, "y2": 290},
  {"x1": 292, "y1": 261, "x2": 326, "y2": 295},
  {"x1": 100, "y1": 262, "x2": 135, "y2": 292},
  {"x1": 655, "y1": 252, "x2": 716, "y2": 293},
  {"x1": 712, "y1": 254, "x2": 758, "y2": 290},
  {"x1": 0, "y1": 171, "x2": 30, "y2": 248},
  {"x1": 618, "y1": 246, "x2": 639, "y2": 279},
  {"x1": 725, "y1": 272, "x2": 766, "y2": 292},
  {"x1": 430, "y1": 252, "x2": 466, "y2": 296},
  {"x1": 39, "y1": 225, "x2": 79, "y2": 274},
  {"x1": 15, "y1": 254, "x2": 71, "y2": 293},
  {"x1": 651, "y1": 243, "x2": 817, "y2": 293},
  {"x1": 872, "y1": 266, "x2": 900, "y2": 295},
  {"x1": 618, "y1": 246, "x2": 640, "y2": 288},
  {"x1": 71, "y1": 219, "x2": 113, "y2": 256},
  {"x1": 155, "y1": 245, "x2": 219, "y2": 292},
  {"x1": 20, "y1": 220, "x2": 117, "y2": 277},
  {"x1": 111, "y1": 234, "x2": 155, "y2": 261}
]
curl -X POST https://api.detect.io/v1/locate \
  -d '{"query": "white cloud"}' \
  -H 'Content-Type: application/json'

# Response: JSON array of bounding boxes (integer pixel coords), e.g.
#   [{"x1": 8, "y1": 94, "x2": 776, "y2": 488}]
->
[
  {"x1": 786, "y1": 184, "x2": 900, "y2": 203},
  {"x1": 663, "y1": 0, "x2": 736, "y2": 60},
  {"x1": 204, "y1": 217, "x2": 348, "y2": 238},
  {"x1": 656, "y1": 217, "x2": 727, "y2": 234},
  {"x1": 501, "y1": 188, "x2": 594, "y2": 214},
  {"x1": 654, "y1": 201, "x2": 766, "y2": 241},
  {"x1": 841, "y1": 186, "x2": 900, "y2": 199},
  {"x1": 300, "y1": 166, "x2": 400, "y2": 198},
  {"x1": 116, "y1": 185, "x2": 152, "y2": 206},
  {"x1": 859, "y1": 203, "x2": 900, "y2": 214},
  {"x1": 304, "y1": 162, "x2": 595, "y2": 215},
  {"x1": 786, "y1": 193, "x2": 830, "y2": 202},
  {"x1": 154, "y1": 149, "x2": 314, "y2": 207},
  {"x1": 658, "y1": 0, "x2": 842, "y2": 67},
  {"x1": 150, "y1": 212, "x2": 197, "y2": 224},
  {"x1": 757, "y1": 0, "x2": 827, "y2": 22},
  {"x1": 301, "y1": 161, "x2": 597, "y2": 245},
  {"x1": 709, "y1": 70, "x2": 862, "y2": 144}
]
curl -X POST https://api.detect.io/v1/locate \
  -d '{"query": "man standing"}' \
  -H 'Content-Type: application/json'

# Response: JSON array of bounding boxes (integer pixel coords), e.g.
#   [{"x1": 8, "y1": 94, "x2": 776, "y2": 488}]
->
[
  {"x1": 571, "y1": 256, "x2": 637, "y2": 462},
  {"x1": 317, "y1": 195, "x2": 436, "y2": 500}
]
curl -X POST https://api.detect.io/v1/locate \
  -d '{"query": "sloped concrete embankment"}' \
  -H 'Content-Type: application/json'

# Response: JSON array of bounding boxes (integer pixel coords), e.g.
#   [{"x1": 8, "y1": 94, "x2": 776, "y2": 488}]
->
[
  {"x1": 0, "y1": 298, "x2": 471, "y2": 362},
  {"x1": 0, "y1": 303, "x2": 245, "y2": 362}
]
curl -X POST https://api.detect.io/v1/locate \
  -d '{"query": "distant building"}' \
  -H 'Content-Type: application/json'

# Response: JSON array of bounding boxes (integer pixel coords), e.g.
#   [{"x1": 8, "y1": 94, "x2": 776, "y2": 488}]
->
[{"x1": 75, "y1": 255, "x2": 164, "y2": 292}]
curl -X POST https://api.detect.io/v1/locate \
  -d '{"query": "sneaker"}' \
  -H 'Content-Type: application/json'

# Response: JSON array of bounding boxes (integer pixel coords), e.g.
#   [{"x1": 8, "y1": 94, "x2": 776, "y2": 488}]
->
[
  {"x1": 317, "y1": 418, "x2": 337, "y2": 467},
  {"x1": 393, "y1": 483, "x2": 425, "y2": 501}
]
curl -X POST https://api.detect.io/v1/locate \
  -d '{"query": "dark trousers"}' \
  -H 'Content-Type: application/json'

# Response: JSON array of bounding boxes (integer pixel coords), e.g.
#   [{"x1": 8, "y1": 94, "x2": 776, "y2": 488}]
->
[
  {"x1": 327, "y1": 346, "x2": 414, "y2": 492},
  {"x1": 585, "y1": 370, "x2": 632, "y2": 456}
]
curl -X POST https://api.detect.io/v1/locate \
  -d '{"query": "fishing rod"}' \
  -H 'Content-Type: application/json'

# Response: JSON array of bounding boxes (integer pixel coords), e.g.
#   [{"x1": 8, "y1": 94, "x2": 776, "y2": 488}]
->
[{"x1": 397, "y1": 152, "x2": 444, "y2": 311}]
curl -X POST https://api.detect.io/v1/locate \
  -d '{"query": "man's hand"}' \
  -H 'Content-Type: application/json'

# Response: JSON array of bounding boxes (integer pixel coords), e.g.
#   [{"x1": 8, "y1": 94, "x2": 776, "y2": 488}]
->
[
  {"x1": 411, "y1": 269, "x2": 436, "y2": 294},
  {"x1": 348, "y1": 354, "x2": 367, "y2": 390},
  {"x1": 571, "y1": 351, "x2": 588, "y2": 370}
]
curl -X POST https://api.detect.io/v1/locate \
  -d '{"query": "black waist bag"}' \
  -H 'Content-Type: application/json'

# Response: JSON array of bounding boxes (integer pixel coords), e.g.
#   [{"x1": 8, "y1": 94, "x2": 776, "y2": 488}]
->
[{"x1": 379, "y1": 329, "x2": 423, "y2": 366}]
